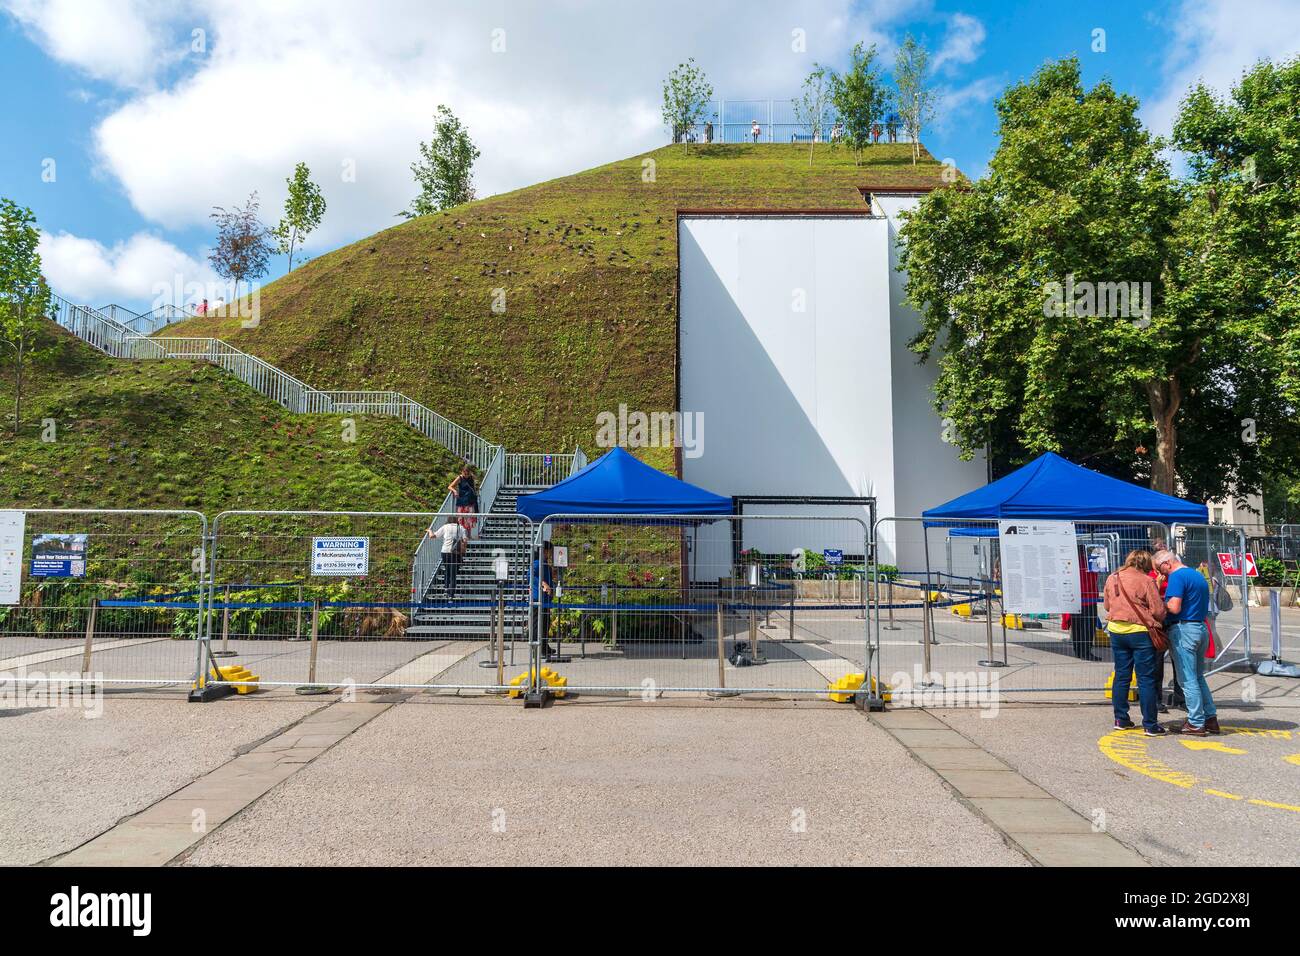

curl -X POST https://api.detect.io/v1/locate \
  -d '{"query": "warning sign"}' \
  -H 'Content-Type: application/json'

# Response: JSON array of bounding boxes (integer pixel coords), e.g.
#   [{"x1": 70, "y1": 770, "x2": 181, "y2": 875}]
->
[
  {"x1": 1216, "y1": 552, "x2": 1258, "y2": 578},
  {"x1": 311, "y1": 537, "x2": 370, "y2": 576}
]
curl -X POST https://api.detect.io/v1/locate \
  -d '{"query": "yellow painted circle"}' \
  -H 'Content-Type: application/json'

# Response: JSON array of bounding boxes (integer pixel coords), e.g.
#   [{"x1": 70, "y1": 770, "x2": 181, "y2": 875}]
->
[{"x1": 1098, "y1": 726, "x2": 1300, "y2": 814}]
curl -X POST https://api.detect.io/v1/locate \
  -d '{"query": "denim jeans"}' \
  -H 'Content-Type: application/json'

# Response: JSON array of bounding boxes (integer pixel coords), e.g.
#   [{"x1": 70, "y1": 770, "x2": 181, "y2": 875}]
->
[
  {"x1": 1109, "y1": 628, "x2": 1159, "y2": 730},
  {"x1": 1169, "y1": 621, "x2": 1216, "y2": 727}
]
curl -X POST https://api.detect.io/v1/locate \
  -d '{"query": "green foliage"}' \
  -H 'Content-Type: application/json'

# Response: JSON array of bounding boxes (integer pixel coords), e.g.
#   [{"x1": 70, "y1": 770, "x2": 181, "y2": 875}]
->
[
  {"x1": 0, "y1": 328, "x2": 463, "y2": 513},
  {"x1": 894, "y1": 35, "x2": 938, "y2": 165},
  {"x1": 402, "y1": 105, "x2": 480, "y2": 217},
  {"x1": 792, "y1": 66, "x2": 834, "y2": 166},
  {"x1": 1253, "y1": 556, "x2": 1286, "y2": 587},
  {"x1": 0, "y1": 197, "x2": 55, "y2": 436},
  {"x1": 829, "y1": 42, "x2": 890, "y2": 164},
  {"x1": 274, "y1": 162, "x2": 326, "y2": 271},
  {"x1": 167, "y1": 144, "x2": 945, "y2": 456},
  {"x1": 662, "y1": 58, "x2": 714, "y2": 153},
  {"x1": 898, "y1": 56, "x2": 1298, "y2": 500}
]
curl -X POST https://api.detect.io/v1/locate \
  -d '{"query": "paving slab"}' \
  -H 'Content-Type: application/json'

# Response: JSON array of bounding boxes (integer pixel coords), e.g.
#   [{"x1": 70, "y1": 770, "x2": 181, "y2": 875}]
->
[
  {"x1": 969, "y1": 797, "x2": 1098, "y2": 834},
  {"x1": 888, "y1": 727, "x2": 977, "y2": 749},
  {"x1": 936, "y1": 769, "x2": 1052, "y2": 799}
]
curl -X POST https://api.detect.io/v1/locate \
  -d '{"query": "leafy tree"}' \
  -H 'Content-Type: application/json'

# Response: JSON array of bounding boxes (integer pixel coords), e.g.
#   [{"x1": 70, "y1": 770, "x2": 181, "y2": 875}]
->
[
  {"x1": 791, "y1": 66, "x2": 833, "y2": 166},
  {"x1": 899, "y1": 57, "x2": 1300, "y2": 498},
  {"x1": 894, "y1": 35, "x2": 938, "y2": 165},
  {"x1": 829, "y1": 42, "x2": 889, "y2": 165},
  {"x1": 274, "y1": 162, "x2": 326, "y2": 271},
  {"x1": 402, "y1": 105, "x2": 480, "y2": 218},
  {"x1": 209, "y1": 192, "x2": 273, "y2": 300},
  {"x1": 662, "y1": 58, "x2": 714, "y2": 154},
  {"x1": 0, "y1": 198, "x2": 53, "y2": 436},
  {"x1": 1173, "y1": 55, "x2": 1300, "y2": 509}
]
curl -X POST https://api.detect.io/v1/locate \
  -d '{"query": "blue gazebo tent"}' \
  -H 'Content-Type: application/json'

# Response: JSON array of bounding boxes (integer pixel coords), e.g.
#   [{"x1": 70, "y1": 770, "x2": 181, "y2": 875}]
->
[
  {"x1": 923, "y1": 452, "x2": 1208, "y2": 531},
  {"x1": 515, "y1": 447, "x2": 732, "y2": 521}
]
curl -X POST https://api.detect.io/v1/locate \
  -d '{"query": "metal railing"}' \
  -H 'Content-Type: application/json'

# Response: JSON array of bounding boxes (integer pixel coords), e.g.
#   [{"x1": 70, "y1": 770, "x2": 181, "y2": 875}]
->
[
  {"x1": 49, "y1": 293, "x2": 498, "y2": 470},
  {"x1": 672, "y1": 98, "x2": 915, "y2": 146},
  {"x1": 504, "y1": 453, "x2": 577, "y2": 487},
  {"x1": 411, "y1": 445, "x2": 506, "y2": 600},
  {"x1": 98, "y1": 303, "x2": 197, "y2": 335}
]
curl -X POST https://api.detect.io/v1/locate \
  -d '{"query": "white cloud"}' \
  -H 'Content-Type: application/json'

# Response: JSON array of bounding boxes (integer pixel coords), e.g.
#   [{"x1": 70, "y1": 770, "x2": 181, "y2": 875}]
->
[
  {"x1": 932, "y1": 12, "x2": 986, "y2": 73},
  {"x1": 39, "y1": 230, "x2": 221, "y2": 308},
  {"x1": 19, "y1": 0, "x2": 951, "y2": 250},
  {"x1": 2, "y1": 0, "x2": 184, "y2": 88},
  {"x1": 1146, "y1": 0, "x2": 1300, "y2": 135}
]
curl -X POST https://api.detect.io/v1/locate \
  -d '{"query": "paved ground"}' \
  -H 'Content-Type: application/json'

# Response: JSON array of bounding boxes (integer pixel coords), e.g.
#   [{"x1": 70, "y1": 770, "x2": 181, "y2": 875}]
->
[
  {"x1": 932, "y1": 687, "x2": 1300, "y2": 866},
  {"x1": 0, "y1": 694, "x2": 325, "y2": 866},
  {"x1": 182, "y1": 698, "x2": 1028, "y2": 866}
]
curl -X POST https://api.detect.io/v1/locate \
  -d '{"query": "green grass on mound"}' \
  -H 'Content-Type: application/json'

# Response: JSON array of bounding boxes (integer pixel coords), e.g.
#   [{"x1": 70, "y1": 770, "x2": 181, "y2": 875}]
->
[
  {"x1": 0, "y1": 326, "x2": 462, "y2": 513},
  {"x1": 167, "y1": 142, "x2": 950, "y2": 456}
]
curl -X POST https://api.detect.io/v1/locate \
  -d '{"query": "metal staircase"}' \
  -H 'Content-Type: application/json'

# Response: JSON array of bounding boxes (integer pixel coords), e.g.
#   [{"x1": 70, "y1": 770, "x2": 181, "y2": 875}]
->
[
  {"x1": 45, "y1": 290, "x2": 587, "y2": 643},
  {"x1": 407, "y1": 485, "x2": 546, "y2": 638}
]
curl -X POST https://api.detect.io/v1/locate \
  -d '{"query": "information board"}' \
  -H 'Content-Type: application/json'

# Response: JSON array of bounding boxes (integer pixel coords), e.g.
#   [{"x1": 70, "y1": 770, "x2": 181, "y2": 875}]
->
[{"x1": 998, "y1": 520, "x2": 1081, "y2": 614}]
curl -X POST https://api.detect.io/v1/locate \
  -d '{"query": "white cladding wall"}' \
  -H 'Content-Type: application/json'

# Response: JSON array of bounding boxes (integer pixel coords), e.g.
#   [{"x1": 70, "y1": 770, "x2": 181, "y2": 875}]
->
[{"x1": 678, "y1": 209, "x2": 985, "y2": 573}]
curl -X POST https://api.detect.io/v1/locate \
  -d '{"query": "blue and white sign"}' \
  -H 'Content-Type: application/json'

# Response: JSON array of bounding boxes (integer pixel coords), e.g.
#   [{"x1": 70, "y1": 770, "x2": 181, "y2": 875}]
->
[
  {"x1": 30, "y1": 533, "x2": 87, "y2": 578},
  {"x1": 311, "y1": 537, "x2": 370, "y2": 576},
  {"x1": 822, "y1": 549, "x2": 843, "y2": 566},
  {"x1": 543, "y1": 454, "x2": 553, "y2": 467}
]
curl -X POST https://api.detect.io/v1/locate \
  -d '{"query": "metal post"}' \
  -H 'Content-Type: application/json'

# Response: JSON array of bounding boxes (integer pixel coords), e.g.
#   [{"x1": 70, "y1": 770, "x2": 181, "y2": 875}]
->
[
  {"x1": 789, "y1": 587, "x2": 795, "y2": 642},
  {"x1": 495, "y1": 585, "x2": 505, "y2": 689},
  {"x1": 81, "y1": 599, "x2": 98, "y2": 674},
  {"x1": 716, "y1": 598, "x2": 726, "y2": 689},
  {"x1": 295, "y1": 584, "x2": 304, "y2": 640},
  {"x1": 978, "y1": 579, "x2": 1005, "y2": 667},
  {"x1": 885, "y1": 578, "x2": 898, "y2": 629},
  {"x1": 307, "y1": 600, "x2": 320, "y2": 685}
]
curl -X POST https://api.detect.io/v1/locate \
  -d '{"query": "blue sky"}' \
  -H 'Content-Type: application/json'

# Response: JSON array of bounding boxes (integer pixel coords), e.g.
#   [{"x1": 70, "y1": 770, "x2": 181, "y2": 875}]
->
[{"x1": 1, "y1": 0, "x2": 1296, "y2": 312}]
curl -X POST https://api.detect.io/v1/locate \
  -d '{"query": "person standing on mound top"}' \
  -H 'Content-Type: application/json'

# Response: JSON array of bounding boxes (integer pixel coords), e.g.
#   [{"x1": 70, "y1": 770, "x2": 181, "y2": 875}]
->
[{"x1": 449, "y1": 464, "x2": 478, "y2": 536}]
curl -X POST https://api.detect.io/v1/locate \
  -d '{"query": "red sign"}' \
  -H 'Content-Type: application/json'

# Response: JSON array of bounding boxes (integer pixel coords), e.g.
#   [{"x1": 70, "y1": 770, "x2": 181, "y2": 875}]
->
[{"x1": 1216, "y1": 552, "x2": 1258, "y2": 577}]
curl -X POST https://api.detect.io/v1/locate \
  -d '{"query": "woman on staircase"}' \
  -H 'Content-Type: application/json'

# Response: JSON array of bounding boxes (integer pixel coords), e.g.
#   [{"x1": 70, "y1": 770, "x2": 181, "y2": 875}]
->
[{"x1": 449, "y1": 464, "x2": 479, "y2": 536}]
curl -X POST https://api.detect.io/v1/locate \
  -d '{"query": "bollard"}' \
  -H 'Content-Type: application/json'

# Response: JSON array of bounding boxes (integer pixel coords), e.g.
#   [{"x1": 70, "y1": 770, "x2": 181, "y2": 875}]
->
[
  {"x1": 307, "y1": 600, "x2": 320, "y2": 686},
  {"x1": 81, "y1": 599, "x2": 98, "y2": 675}
]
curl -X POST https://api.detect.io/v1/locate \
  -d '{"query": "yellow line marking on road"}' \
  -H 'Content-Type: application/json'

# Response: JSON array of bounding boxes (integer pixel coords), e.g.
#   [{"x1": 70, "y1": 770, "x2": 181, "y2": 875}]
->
[
  {"x1": 1097, "y1": 729, "x2": 1197, "y2": 788},
  {"x1": 1283, "y1": 754, "x2": 1300, "y2": 766},
  {"x1": 1203, "y1": 789, "x2": 1243, "y2": 800},
  {"x1": 1179, "y1": 740, "x2": 1248, "y2": 754},
  {"x1": 1246, "y1": 798, "x2": 1300, "y2": 814}
]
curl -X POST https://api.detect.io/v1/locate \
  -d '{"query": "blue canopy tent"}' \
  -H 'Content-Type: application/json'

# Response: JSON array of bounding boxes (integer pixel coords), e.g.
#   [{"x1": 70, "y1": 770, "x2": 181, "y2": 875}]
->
[
  {"x1": 515, "y1": 447, "x2": 732, "y2": 521},
  {"x1": 923, "y1": 452, "x2": 1208, "y2": 532}
]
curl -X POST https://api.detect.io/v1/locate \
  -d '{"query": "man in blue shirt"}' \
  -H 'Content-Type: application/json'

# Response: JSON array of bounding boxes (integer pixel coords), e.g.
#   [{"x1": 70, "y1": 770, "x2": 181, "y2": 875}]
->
[{"x1": 1154, "y1": 549, "x2": 1218, "y2": 735}]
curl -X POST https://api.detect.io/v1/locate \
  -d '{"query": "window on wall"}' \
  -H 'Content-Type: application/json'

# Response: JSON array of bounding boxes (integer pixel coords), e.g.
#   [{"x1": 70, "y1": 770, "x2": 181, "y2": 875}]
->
[{"x1": 1213, "y1": 507, "x2": 1224, "y2": 524}]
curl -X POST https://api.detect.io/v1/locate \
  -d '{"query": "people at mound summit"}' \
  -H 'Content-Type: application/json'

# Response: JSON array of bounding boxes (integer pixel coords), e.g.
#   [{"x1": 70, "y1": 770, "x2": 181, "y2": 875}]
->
[
  {"x1": 751, "y1": 120, "x2": 760, "y2": 142},
  {"x1": 1153, "y1": 549, "x2": 1219, "y2": 736}
]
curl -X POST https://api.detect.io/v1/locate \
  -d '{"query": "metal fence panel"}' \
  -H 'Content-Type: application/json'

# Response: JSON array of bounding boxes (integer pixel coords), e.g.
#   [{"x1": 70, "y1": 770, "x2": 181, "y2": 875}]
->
[
  {"x1": 526, "y1": 514, "x2": 872, "y2": 698},
  {"x1": 872, "y1": 517, "x2": 1173, "y2": 703},
  {"x1": 1171, "y1": 523, "x2": 1253, "y2": 675},
  {"x1": 204, "y1": 510, "x2": 534, "y2": 694},
  {"x1": 0, "y1": 509, "x2": 207, "y2": 690}
]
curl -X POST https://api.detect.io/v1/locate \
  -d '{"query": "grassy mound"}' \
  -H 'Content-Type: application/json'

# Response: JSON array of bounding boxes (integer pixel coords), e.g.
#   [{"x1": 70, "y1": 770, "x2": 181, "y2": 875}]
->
[
  {"x1": 167, "y1": 142, "x2": 948, "y2": 453},
  {"x1": 0, "y1": 326, "x2": 462, "y2": 513}
]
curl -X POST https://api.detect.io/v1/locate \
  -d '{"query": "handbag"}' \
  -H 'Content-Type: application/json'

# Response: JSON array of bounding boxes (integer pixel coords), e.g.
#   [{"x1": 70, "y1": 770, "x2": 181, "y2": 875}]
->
[{"x1": 1114, "y1": 571, "x2": 1169, "y2": 653}]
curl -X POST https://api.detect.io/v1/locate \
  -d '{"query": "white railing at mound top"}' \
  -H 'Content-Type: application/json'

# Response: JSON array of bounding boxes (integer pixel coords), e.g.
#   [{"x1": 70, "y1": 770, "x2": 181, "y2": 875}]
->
[{"x1": 49, "y1": 294, "x2": 497, "y2": 470}]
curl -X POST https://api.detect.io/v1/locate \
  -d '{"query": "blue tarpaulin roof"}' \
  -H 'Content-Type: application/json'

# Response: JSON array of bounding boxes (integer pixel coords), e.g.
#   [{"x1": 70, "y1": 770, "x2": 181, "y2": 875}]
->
[
  {"x1": 515, "y1": 447, "x2": 733, "y2": 521},
  {"x1": 923, "y1": 452, "x2": 1208, "y2": 530}
]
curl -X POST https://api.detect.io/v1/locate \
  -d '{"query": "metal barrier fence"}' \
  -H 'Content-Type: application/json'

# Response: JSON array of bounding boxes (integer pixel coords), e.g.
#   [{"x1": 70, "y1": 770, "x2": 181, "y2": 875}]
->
[
  {"x1": 203, "y1": 510, "x2": 535, "y2": 694},
  {"x1": 0, "y1": 509, "x2": 207, "y2": 689},
  {"x1": 504, "y1": 453, "x2": 579, "y2": 488},
  {"x1": 525, "y1": 514, "x2": 872, "y2": 697},
  {"x1": 871, "y1": 517, "x2": 1173, "y2": 702},
  {"x1": 1171, "y1": 523, "x2": 1252, "y2": 675}
]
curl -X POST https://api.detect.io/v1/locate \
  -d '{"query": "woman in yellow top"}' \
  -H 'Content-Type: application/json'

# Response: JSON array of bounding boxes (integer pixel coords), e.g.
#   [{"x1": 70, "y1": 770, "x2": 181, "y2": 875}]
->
[{"x1": 1102, "y1": 550, "x2": 1168, "y2": 735}]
